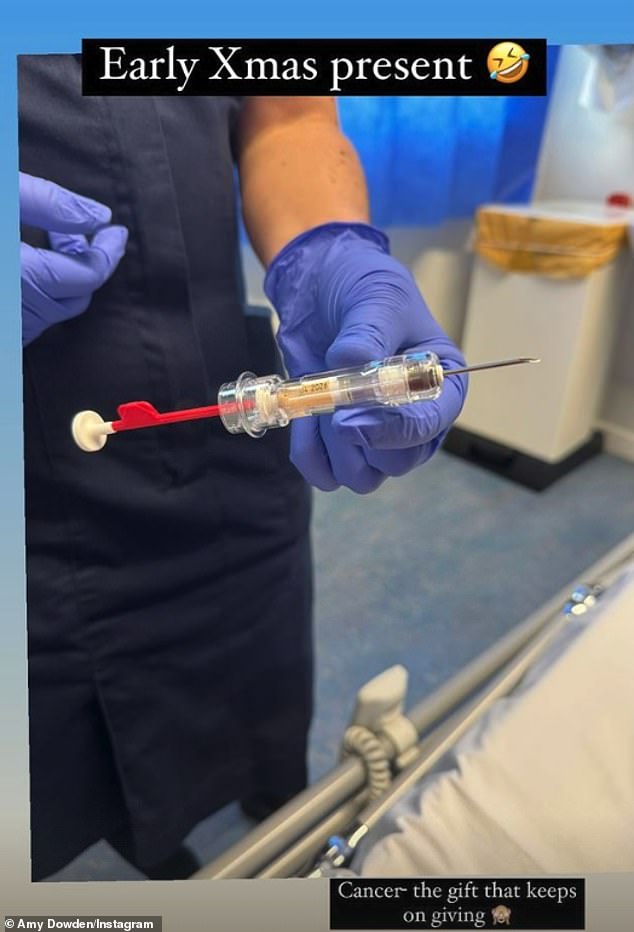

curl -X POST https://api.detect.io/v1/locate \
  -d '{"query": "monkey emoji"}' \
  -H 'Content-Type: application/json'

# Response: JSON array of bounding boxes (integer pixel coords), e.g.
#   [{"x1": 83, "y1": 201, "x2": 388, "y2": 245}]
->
[{"x1": 492, "y1": 904, "x2": 512, "y2": 925}]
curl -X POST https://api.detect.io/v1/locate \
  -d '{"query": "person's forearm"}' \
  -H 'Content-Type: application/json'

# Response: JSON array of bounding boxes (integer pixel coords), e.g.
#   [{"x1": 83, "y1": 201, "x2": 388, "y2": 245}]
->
[{"x1": 238, "y1": 97, "x2": 370, "y2": 266}]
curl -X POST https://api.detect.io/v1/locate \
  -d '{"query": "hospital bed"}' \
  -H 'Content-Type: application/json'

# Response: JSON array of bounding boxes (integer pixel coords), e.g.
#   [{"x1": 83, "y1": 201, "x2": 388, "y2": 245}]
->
[{"x1": 194, "y1": 532, "x2": 634, "y2": 879}]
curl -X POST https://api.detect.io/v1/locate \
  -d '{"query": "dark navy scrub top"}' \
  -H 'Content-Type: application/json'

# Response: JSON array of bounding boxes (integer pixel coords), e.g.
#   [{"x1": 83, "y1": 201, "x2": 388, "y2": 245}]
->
[{"x1": 18, "y1": 54, "x2": 312, "y2": 879}]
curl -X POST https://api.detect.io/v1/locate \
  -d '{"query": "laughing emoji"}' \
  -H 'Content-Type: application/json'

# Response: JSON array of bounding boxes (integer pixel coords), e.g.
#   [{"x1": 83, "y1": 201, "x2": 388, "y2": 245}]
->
[{"x1": 488, "y1": 42, "x2": 530, "y2": 84}]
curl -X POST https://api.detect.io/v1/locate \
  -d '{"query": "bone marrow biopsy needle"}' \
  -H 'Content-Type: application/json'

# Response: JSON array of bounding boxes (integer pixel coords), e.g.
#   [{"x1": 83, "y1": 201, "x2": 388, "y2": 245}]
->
[{"x1": 71, "y1": 352, "x2": 540, "y2": 452}]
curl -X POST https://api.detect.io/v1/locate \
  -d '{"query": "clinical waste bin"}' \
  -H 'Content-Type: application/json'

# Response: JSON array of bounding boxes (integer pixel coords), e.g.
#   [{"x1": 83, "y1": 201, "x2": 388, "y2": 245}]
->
[{"x1": 443, "y1": 200, "x2": 632, "y2": 490}]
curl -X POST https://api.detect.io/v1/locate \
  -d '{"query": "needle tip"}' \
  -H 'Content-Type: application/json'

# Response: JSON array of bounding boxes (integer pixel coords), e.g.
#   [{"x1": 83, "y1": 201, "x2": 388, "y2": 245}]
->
[{"x1": 443, "y1": 356, "x2": 543, "y2": 378}]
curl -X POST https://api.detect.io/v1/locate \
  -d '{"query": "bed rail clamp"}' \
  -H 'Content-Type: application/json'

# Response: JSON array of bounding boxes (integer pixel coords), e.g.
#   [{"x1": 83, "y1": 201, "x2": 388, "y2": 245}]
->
[{"x1": 344, "y1": 665, "x2": 420, "y2": 775}]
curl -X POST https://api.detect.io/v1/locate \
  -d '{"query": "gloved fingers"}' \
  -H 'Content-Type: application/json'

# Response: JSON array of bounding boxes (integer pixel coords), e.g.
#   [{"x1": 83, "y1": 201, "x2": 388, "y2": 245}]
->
[
  {"x1": 324, "y1": 274, "x2": 455, "y2": 371},
  {"x1": 276, "y1": 326, "x2": 327, "y2": 379},
  {"x1": 325, "y1": 309, "x2": 459, "y2": 371},
  {"x1": 331, "y1": 373, "x2": 465, "y2": 451},
  {"x1": 49, "y1": 231, "x2": 90, "y2": 256},
  {"x1": 62, "y1": 295, "x2": 92, "y2": 316},
  {"x1": 362, "y1": 442, "x2": 438, "y2": 476},
  {"x1": 324, "y1": 303, "x2": 405, "y2": 370},
  {"x1": 290, "y1": 415, "x2": 390, "y2": 495},
  {"x1": 23, "y1": 226, "x2": 128, "y2": 298},
  {"x1": 290, "y1": 417, "x2": 340, "y2": 491},
  {"x1": 19, "y1": 172, "x2": 112, "y2": 233},
  {"x1": 21, "y1": 279, "x2": 87, "y2": 346},
  {"x1": 80, "y1": 225, "x2": 129, "y2": 286},
  {"x1": 320, "y1": 418, "x2": 386, "y2": 494}
]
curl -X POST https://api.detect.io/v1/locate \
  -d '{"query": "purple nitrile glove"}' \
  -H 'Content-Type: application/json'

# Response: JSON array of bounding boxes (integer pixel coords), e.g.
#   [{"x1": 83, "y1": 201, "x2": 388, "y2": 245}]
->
[
  {"x1": 20, "y1": 172, "x2": 128, "y2": 346},
  {"x1": 264, "y1": 222, "x2": 468, "y2": 494}
]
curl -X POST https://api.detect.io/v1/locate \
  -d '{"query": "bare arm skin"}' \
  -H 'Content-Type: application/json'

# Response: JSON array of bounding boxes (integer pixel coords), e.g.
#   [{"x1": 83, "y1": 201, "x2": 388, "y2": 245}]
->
[{"x1": 237, "y1": 97, "x2": 370, "y2": 266}]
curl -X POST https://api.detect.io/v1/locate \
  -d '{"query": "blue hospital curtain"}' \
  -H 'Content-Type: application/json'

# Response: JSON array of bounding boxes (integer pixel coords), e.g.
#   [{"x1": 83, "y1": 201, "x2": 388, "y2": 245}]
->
[{"x1": 337, "y1": 47, "x2": 560, "y2": 227}]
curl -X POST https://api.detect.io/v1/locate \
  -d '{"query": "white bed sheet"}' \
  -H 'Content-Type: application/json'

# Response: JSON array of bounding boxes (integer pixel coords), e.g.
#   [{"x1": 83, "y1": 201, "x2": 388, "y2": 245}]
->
[{"x1": 352, "y1": 565, "x2": 634, "y2": 876}]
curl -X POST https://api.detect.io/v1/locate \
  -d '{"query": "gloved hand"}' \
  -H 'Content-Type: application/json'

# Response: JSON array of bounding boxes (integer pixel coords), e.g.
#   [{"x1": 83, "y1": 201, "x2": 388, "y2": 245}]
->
[
  {"x1": 265, "y1": 222, "x2": 468, "y2": 493},
  {"x1": 20, "y1": 172, "x2": 128, "y2": 346}
]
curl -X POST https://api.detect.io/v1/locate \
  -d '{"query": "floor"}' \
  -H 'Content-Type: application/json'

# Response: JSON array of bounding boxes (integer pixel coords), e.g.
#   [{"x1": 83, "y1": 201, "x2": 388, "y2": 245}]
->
[{"x1": 48, "y1": 449, "x2": 634, "y2": 881}]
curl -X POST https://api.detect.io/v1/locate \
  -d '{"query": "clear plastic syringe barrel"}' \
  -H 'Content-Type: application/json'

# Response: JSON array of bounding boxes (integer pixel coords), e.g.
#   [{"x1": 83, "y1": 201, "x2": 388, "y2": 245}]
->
[{"x1": 218, "y1": 351, "x2": 444, "y2": 437}]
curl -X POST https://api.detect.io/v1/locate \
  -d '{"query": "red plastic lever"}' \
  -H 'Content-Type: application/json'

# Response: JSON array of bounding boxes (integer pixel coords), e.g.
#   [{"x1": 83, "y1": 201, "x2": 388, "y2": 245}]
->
[{"x1": 112, "y1": 401, "x2": 222, "y2": 432}]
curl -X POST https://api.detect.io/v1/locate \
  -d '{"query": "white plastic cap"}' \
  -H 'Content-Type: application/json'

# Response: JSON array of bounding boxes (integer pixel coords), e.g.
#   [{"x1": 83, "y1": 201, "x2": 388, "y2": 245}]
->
[{"x1": 71, "y1": 410, "x2": 111, "y2": 453}]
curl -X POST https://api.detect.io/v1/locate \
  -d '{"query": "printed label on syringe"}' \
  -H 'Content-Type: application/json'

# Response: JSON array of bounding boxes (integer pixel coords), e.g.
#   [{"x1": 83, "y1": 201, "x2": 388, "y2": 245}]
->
[
  {"x1": 278, "y1": 377, "x2": 339, "y2": 416},
  {"x1": 299, "y1": 378, "x2": 336, "y2": 395}
]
